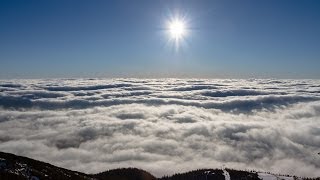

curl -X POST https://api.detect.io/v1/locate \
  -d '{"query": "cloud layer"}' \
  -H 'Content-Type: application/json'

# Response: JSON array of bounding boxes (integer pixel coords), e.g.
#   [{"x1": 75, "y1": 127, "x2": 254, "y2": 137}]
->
[{"x1": 0, "y1": 79, "x2": 319, "y2": 177}]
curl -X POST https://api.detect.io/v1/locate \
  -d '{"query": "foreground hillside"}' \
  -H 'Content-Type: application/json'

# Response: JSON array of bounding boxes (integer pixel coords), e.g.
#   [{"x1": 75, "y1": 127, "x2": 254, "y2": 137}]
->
[
  {"x1": 0, "y1": 151, "x2": 94, "y2": 180},
  {"x1": 0, "y1": 152, "x2": 319, "y2": 180}
]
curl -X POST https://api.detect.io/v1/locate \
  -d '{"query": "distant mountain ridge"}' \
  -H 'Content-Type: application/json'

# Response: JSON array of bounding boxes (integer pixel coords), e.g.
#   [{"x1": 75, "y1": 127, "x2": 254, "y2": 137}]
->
[{"x1": 0, "y1": 151, "x2": 318, "y2": 180}]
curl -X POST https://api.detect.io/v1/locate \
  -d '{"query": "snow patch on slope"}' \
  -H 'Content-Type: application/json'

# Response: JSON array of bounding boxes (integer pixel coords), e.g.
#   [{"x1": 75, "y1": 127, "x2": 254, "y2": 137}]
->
[
  {"x1": 258, "y1": 172, "x2": 303, "y2": 180},
  {"x1": 223, "y1": 169, "x2": 230, "y2": 180}
]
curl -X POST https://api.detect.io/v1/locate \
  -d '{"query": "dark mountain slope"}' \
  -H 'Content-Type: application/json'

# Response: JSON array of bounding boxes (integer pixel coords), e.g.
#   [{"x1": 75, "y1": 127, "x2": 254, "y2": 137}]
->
[
  {"x1": 0, "y1": 151, "x2": 319, "y2": 180},
  {"x1": 0, "y1": 151, "x2": 155, "y2": 180},
  {"x1": 160, "y1": 169, "x2": 226, "y2": 180},
  {"x1": 0, "y1": 151, "x2": 94, "y2": 180},
  {"x1": 93, "y1": 168, "x2": 156, "y2": 180}
]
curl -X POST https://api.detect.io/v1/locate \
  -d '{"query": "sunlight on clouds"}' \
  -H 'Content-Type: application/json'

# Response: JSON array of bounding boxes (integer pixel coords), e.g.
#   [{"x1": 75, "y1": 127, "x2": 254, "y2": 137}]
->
[{"x1": 0, "y1": 79, "x2": 320, "y2": 177}]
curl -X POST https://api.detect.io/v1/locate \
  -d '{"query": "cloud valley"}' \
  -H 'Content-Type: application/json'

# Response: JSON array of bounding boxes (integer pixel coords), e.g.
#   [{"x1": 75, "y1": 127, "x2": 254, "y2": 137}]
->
[{"x1": 0, "y1": 79, "x2": 319, "y2": 177}]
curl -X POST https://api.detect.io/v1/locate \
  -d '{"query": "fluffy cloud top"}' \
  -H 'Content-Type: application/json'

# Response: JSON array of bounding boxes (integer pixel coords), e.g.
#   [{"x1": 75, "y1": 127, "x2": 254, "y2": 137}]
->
[{"x1": 0, "y1": 79, "x2": 319, "y2": 177}]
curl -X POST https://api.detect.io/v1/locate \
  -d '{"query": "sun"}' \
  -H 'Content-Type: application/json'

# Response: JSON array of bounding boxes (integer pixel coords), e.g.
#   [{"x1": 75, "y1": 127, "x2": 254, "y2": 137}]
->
[
  {"x1": 165, "y1": 16, "x2": 189, "y2": 51},
  {"x1": 168, "y1": 19, "x2": 186, "y2": 39}
]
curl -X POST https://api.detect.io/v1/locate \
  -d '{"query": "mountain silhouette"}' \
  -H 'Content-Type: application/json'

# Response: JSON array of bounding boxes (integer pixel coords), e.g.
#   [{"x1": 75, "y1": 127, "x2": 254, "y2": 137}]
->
[{"x1": 0, "y1": 151, "x2": 319, "y2": 180}]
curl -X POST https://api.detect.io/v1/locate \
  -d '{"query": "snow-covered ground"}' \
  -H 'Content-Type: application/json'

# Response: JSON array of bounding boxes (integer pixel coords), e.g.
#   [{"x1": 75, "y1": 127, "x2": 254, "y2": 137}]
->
[
  {"x1": 223, "y1": 169, "x2": 230, "y2": 180},
  {"x1": 258, "y1": 172, "x2": 303, "y2": 180}
]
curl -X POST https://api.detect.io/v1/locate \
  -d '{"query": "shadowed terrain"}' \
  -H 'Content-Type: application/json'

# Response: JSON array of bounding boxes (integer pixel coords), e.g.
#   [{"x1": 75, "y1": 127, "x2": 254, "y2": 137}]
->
[{"x1": 1, "y1": 152, "x2": 319, "y2": 180}]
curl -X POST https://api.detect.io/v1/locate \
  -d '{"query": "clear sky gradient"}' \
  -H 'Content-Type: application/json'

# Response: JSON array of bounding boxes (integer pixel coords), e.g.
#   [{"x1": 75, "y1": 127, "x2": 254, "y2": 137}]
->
[{"x1": 1, "y1": 0, "x2": 320, "y2": 78}]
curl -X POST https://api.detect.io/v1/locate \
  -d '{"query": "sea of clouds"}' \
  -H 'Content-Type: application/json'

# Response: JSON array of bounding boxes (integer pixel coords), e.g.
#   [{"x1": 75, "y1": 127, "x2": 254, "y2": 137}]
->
[{"x1": 0, "y1": 79, "x2": 319, "y2": 177}]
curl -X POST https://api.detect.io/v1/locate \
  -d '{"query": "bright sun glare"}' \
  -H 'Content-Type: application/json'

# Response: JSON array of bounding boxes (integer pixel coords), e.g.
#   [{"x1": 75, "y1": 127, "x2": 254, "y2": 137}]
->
[
  {"x1": 168, "y1": 20, "x2": 186, "y2": 39},
  {"x1": 166, "y1": 16, "x2": 189, "y2": 51}
]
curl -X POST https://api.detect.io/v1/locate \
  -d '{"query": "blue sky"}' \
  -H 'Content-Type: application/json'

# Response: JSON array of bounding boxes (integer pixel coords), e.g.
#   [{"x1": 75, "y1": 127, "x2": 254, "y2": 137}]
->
[{"x1": 0, "y1": 0, "x2": 320, "y2": 78}]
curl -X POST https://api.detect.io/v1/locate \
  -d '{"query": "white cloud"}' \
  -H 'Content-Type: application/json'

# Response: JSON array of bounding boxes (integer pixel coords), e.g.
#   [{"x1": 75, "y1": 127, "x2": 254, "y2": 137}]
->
[{"x1": 0, "y1": 79, "x2": 320, "y2": 177}]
